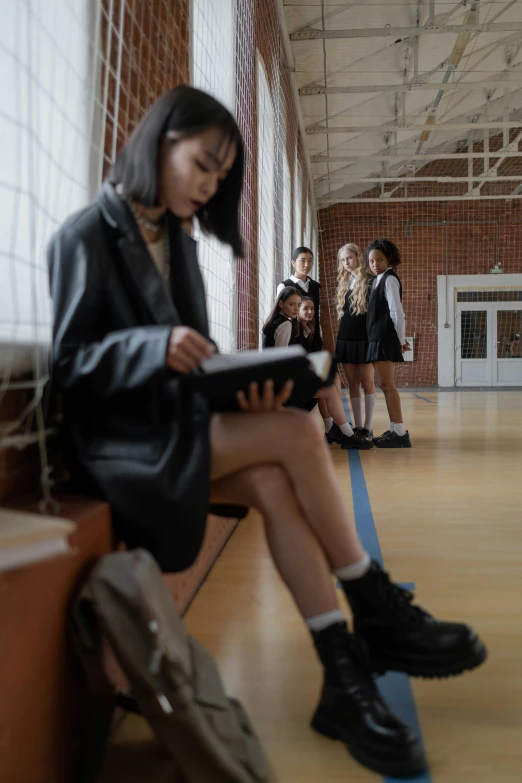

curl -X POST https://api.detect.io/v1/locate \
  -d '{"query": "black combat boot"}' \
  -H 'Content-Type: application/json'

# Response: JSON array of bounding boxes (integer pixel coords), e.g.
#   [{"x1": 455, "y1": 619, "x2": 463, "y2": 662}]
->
[
  {"x1": 311, "y1": 621, "x2": 426, "y2": 777},
  {"x1": 341, "y1": 561, "x2": 487, "y2": 678}
]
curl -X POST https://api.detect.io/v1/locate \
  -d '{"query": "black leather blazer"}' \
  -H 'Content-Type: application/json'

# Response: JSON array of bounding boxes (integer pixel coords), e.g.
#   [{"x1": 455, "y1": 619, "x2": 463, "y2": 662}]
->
[{"x1": 48, "y1": 182, "x2": 212, "y2": 571}]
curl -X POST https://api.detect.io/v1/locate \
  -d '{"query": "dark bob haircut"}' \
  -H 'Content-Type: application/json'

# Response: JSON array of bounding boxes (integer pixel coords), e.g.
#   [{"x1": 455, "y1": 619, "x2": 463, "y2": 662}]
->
[
  {"x1": 262, "y1": 286, "x2": 303, "y2": 337},
  {"x1": 365, "y1": 238, "x2": 401, "y2": 269},
  {"x1": 109, "y1": 85, "x2": 244, "y2": 257},
  {"x1": 292, "y1": 246, "x2": 314, "y2": 261}
]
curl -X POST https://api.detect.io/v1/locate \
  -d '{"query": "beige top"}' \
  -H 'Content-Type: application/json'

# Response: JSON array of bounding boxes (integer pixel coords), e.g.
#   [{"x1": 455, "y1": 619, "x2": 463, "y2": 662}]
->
[{"x1": 147, "y1": 237, "x2": 169, "y2": 279}]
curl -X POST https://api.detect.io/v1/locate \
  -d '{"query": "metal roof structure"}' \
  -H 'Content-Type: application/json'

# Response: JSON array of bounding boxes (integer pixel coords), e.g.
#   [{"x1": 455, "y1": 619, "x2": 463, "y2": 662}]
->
[{"x1": 282, "y1": 1, "x2": 522, "y2": 204}]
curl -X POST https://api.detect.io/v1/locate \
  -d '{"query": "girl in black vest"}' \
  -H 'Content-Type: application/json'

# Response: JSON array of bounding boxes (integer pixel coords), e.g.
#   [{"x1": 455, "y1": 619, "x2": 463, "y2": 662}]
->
[
  {"x1": 297, "y1": 296, "x2": 323, "y2": 354},
  {"x1": 277, "y1": 246, "x2": 321, "y2": 336},
  {"x1": 278, "y1": 246, "x2": 345, "y2": 440},
  {"x1": 48, "y1": 87, "x2": 485, "y2": 775},
  {"x1": 262, "y1": 286, "x2": 302, "y2": 348},
  {"x1": 265, "y1": 292, "x2": 372, "y2": 450},
  {"x1": 335, "y1": 243, "x2": 376, "y2": 440},
  {"x1": 365, "y1": 239, "x2": 411, "y2": 448}
]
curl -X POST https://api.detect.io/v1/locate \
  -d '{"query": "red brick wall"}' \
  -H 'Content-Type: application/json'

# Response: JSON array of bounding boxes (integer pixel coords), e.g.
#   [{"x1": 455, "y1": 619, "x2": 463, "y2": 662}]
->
[{"x1": 318, "y1": 200, "x2": 522, "y2": 386}]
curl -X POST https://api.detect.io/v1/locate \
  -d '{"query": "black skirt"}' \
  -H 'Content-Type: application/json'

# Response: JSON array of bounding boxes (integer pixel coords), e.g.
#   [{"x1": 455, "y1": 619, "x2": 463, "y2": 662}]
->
[
  {"x1": 335, "y1": 339, "x2": 371, "y2": 365},
  {"x1": 366, "y1": 340, "x2": 404, "y2": 363}
]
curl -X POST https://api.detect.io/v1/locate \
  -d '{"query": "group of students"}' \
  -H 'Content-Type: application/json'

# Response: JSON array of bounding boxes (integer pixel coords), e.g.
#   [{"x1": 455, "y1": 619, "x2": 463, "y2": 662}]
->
[
  {"x1": 47, "y1": 85, "x2": 486, "y2": 780},
  {"x1": 262, "y1": 240, "x2": 411, "y2": 449}
]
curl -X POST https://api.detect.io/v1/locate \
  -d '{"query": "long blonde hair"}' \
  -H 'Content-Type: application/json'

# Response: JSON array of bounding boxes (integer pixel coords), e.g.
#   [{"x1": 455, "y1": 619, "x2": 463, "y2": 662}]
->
[{"x1": 336, "y1": 243, "x2": 371, "y2": 318}]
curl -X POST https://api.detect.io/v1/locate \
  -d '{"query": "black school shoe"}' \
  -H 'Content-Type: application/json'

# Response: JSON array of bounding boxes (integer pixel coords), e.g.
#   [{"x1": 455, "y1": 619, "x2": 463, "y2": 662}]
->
[
  {"x1": 341, "y1": 433, "x2": 374, "y2": 450},
  {"x1": 353, "y1": 427, "x2": 373, "y2": 440},
  {"x1": 325, "y1": 422, "x2": 344, "y2": 445},
  {"x1": 341, "y1": 561, "x2": 487, "y2": 679},
  {"x1": 311, "y1": 622, "x2": 426, "y2": 778},
  {"x1": 374, "y1": 431, "x2": 412, "y2": 448}
]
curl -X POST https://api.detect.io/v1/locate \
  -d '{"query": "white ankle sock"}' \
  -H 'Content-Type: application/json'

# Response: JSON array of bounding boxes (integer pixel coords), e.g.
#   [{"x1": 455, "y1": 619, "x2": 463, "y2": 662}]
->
[
  {"x1": 364, "y1": 394, "x2": 376, "y2": 430},
  {"x1": 394, "y1": 423, "x2": 406, "y2": 436},
  {"x1": 389, "y1": 421, "x2": 395, "y2": 432},
  {"x1": 324, "y1": 417, "x2": 333, "y2": 433},
  {"x1": 339, "y1": 421, "x2": 354, "y2": 437},
  {"x1": 305, "y1": 608, "x2": 345, "y2": 632},
  {"x1": 350, "y1": 397, "x2": 363, "y2": 428},
  {"x1": 334, "y1": 552, "x2": 371, "y2": 582}
]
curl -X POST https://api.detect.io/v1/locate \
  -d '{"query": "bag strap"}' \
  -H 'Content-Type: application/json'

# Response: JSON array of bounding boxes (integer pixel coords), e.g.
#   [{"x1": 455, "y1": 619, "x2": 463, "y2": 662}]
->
[{"x1": 69, "y1": 592, "x2": 116, "y2": 783}]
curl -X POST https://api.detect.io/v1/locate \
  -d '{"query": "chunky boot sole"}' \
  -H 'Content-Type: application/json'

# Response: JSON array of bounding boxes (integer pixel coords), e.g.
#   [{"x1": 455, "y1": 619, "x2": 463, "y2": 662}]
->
[
  {"x1": 369, "y1": 637, "x2": 488, "y2": 679},
  {"x1": 311, "y1": 710, "x2": 427, "y2": 778}
]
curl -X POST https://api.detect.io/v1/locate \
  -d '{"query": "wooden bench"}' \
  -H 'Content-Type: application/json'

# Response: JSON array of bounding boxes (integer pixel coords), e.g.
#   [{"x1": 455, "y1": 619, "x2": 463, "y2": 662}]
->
[{"x1": 0, "y1": 494, "x2": 240, "y2": 783}]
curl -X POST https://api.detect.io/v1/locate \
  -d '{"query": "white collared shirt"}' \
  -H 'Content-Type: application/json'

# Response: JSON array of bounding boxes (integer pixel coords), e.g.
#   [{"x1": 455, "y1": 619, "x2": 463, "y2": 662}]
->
[
  {"x1": 277, "y1": 275, "x2": 310, "y2": 296},
  {"x1": 373, "y1": 270, "x2": 406, "y2": 344}
]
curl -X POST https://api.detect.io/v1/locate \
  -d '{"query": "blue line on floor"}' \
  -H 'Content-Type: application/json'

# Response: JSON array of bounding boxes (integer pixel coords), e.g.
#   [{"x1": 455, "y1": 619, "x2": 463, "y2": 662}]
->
[
  {"x1": 412, "y1": 393, "x2": 433, "y2": 403},
  {"x1": 347, "y1": 450, "x2": 432, "y2": 783}
]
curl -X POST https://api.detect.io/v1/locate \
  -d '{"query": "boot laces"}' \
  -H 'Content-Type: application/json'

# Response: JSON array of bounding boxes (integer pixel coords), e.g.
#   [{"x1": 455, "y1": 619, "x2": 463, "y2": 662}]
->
[{"x1": 375, "y1": 567, "x2": 429, "y2": 622}]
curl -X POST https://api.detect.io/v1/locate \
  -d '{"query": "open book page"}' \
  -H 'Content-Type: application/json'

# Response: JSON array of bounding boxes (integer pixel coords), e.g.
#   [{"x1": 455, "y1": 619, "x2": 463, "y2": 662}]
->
[{"x1": 0, "y1": 509, "x2": 75, "y2": 574}]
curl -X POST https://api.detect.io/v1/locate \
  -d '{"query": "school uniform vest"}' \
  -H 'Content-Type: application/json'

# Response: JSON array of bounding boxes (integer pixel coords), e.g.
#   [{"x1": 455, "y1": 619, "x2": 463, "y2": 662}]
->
[
  {"x1": 263, "y1": 314, "x2": 298, "y2": 349},
  {"x1": 337, "y1": 279, "x2": 373, "y2": 342},
  {"x1": 282, "y1": 277, "x2": 321, "y2": 335},
  {"x1": 366, "y1": 269, "x2": 403, "y2": 344}
]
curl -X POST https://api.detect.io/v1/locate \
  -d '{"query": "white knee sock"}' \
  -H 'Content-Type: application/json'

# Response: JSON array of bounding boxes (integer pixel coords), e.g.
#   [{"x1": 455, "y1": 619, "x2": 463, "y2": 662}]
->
[
  {"x1": 324, "y1": 417, "x2": 333, "y2": 433},
  {"x1": 334, "y1": 552, "x2": 371, "y2": 581},
  {"x1": 364, "y1": 394, "x2": 376, "y2": 430},
  {"x1": 350, "y1": 397, "x2": 363, "y2": 428},
  {"x1": 394, "y1": 422, "x2": 406, "y2": 436},
  {"x1": 305, "y1": 608, "x2": 346, "y2": 632},
  {"x1": 339, "y1": 421, "x2": 354, "y2": 437}
]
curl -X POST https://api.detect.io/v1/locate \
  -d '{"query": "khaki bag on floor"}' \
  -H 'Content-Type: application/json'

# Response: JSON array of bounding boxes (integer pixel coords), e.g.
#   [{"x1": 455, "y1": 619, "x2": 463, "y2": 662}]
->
[{"x1": 72, "y1": 549, "x2": 272, "y2": 783}]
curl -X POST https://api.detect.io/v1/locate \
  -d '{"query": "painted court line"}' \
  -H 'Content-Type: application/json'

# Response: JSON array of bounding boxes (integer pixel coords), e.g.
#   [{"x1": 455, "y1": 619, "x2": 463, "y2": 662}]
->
[
  {"x1": 412, "y1": 393, "x2": 434, "y2": 403},
  {"x1": 347, "y1": 450, "x2": 432, "y2": 783}
]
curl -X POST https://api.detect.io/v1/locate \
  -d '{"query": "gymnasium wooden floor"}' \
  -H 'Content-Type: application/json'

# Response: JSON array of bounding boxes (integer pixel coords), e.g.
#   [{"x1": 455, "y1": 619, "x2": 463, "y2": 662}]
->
[{"x1": 101, "y1": 391, "x2": 522, "y2": 783}]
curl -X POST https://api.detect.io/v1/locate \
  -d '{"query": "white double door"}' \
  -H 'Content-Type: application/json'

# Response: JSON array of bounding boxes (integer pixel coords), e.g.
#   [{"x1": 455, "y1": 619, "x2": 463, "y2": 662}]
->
[{"x1": 456, "y1": 302, "x2": 522, "y2": 386}]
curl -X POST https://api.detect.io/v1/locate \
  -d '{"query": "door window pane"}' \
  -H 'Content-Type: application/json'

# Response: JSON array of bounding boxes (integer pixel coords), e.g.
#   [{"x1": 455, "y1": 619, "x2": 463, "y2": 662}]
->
[
  {"x1": 461, "y1": 311, "x2": 487, "y2": 359},
  {"x1": 457, "y1": 291, "x2": 522, "y2": 302},
  {"x1": 496, "y1": 310, "x2": 522, "y2": 359}
]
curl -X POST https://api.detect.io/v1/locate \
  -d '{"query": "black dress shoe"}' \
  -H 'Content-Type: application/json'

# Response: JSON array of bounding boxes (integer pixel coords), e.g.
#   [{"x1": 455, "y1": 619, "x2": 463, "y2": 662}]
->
[
  {"x1": 374, "y1": 431, "x2": 412, "y2": 448},
  {"x1": 341, "y1": 562, "x2": 487, "y2": 678},
  {"x1": 353, "y1": 427, "x2": 373, "y2": 440},
  {"x1": 325, "y1": 422, "x2": 344, "y2": 445},
  {"x1": 340, "y1": 433, "x2": 374, "y2": 450},
  {"x1": 311, "y1": 622, "x2": 426, "y2": 778}
]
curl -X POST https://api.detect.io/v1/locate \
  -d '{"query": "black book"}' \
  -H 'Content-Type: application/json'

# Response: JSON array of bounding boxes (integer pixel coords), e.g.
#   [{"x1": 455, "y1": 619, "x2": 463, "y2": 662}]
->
[{"x1": 185, "y1": 345, "x2": 335, "y2": 412}]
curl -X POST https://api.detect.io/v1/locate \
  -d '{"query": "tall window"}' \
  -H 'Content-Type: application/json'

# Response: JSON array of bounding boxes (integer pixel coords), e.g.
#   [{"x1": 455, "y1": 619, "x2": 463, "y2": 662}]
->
[
  {"x1": 256, "y1": 53, "x2": 276, "y2": 346},
  {"x1": 192, "y1": 0, "x2": 236, "y2": 353},
  {"x1": 0, "y1": 0, "x2": 93, "y2": 378}
]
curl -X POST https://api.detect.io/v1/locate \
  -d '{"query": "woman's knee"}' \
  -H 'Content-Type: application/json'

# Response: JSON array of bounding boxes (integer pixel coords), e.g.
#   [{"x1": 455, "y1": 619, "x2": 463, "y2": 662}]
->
[{"x1": 242, "y1": 464, "x2": 291, "y2": 508}]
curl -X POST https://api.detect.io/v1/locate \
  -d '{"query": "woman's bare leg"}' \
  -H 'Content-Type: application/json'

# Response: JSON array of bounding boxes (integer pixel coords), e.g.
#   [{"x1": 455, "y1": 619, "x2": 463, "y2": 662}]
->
[
  {"x1": 357, "y1": 364, "x2": 376, "y2": 430},
  {"x1": 211, "y1": 465, "x2": 339, "y2": 617},
  {"x1": 317, "y1": 397, "x2": 329, "y2": 420},
  {"x1": 314, "y1": 386, "x2": 350, "y2": 428},
  {"x1": 342, "y1": 364, "x2": 361, "y2": 399},
  {"x1": 210, "y1": 411, "x2": 365, "y2": 569},
  {"x1": 374, "y1": 361, "x2": 403, "y2": 423},
  {"x1": 357, "y1": 364, "x2": 376, "y2": 396},
  {"x1": 342, "y1": 364, "x2": 362, "y2": 427}
]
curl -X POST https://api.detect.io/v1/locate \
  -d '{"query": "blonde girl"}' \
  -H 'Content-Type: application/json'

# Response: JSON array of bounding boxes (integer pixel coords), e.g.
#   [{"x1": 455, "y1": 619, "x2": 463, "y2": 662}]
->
[{"x1": 334, "y1": 243, "x2": 376, "y2": 439}]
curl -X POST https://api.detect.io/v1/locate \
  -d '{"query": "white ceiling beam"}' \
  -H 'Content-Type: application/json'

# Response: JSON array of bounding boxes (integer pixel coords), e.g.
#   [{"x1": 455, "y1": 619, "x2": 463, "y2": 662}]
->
[
  {"x1": 290, "y1": 23, "x2": 522, "y2": 42},
  {"x1": 311, "y1": 152, "x2": 522, "y2": 162},
  {"x1": 317, "y1": 176, "x2": 522, "y2": 184},
  {"x1": 307, "y1": 123, "x2": 522, "y2": 135},
  {"x1": 300, "y1": 81, "x2": 522, "y2": 96},
  {"x1": 317, "y1": 195, "x2": 522, "y2": 204}
]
